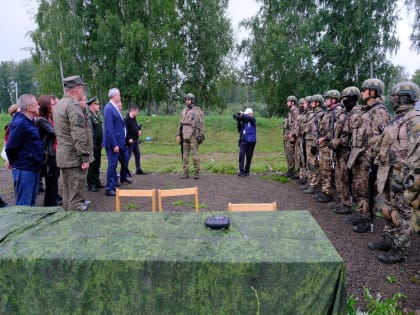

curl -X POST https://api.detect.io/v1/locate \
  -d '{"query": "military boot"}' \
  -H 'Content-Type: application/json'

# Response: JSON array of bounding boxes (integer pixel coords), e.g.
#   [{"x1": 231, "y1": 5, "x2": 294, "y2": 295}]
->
[
  {"x1": 180, "y1": 171, "x2": 189, "y2": 179},
  {"x1": 368, "y1": 235, "x2": 393, "y2": 251},
  {"x1": 194, "y1": 171, "x2": 199, "y2": 180},
  {"x1": 334, "y1": 204, "x2": 353, "y2": 215},
  {"x1": 303, "y1": 186, "x2": 316, "y2": 194},
  {"x1": 317, "y1": 192, "x2": 332, "y2": 203},
  {"x1": 299, "y1": 184, "x2": 309, "y2": 190},
  {"x1": 344, "y1": 213, "x2": 364, "y2": 225},
  {"x1": 298, "y1": 178, "x2": 306, "y2": 185},
  {"x1": 352, "y1": 219, "x2": 372, "y2": 233},
  {"x1": 377, "y1": 246, "x2": 405, "y2": 264}
]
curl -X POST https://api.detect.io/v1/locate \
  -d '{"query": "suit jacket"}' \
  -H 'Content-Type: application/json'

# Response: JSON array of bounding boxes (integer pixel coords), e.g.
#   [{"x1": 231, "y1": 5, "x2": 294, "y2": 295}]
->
[{"x1": 103, "y1": 102, "x2": 126, "y2": 150}]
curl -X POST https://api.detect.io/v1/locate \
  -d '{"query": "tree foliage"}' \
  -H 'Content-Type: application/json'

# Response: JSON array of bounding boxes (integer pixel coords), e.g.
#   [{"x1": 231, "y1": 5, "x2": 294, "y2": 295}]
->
[
  {"x1": 31, "y1": 0, "x2": 233, "y2": 113},
  {"x1": 243, "y1": 0, "x2": 401, "y2": 116}
]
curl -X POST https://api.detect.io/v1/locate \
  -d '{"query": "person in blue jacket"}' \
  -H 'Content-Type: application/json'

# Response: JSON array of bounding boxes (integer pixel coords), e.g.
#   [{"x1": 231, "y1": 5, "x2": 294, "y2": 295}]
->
[
  {"x1": 236, "y1": 108, "x2": 257, "y2": 176},
  {"x1": 6, "y1": 94, "x2": 43, "y2": 206}
]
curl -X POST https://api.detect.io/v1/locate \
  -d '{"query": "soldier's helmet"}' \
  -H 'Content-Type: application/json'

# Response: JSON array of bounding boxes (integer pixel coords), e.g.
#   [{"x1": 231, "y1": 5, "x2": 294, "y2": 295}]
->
[
  {"x1": 287, "y1": 95, "x2": 297, "y2": 103},
  {"x1": 341, "y1": 86, "x2": 361, "y2": 100},
  {"x1": 391, "y1": 81, "x2": 419, "y2": 103},
  {"x1": 298, "y1": 98, "x2": 305, "y2": 105},
  {"x1": 324, "y1": 90, "x2": 341, "y2": 100},
  {"x1": 304, "y1": 96, "x2": 312, "y2": 103},
  {"x1": 185, "y1": 93, "x2": 195, "y2": 100},
  {"x1": 361, "y1": 78, "x2": 385, "y2": 97},
  {"x1": 311, "y1": 94, "x2": 325, "y2": 106}
]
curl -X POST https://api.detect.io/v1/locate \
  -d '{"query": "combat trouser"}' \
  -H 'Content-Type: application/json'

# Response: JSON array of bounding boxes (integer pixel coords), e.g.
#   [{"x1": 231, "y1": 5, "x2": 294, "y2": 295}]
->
[
  {"x1": 182, "y1": 137, "x2": 200, "y2": 175},
  {"x1": 61, "y1": 167, "x2": 87, "y2": 211}
]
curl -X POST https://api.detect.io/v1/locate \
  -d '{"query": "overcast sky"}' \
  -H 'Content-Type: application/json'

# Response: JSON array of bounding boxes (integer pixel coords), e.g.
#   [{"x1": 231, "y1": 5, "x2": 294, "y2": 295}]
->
[{"x1": 1, "y1": 0, "x2": 418, "y2": 76}]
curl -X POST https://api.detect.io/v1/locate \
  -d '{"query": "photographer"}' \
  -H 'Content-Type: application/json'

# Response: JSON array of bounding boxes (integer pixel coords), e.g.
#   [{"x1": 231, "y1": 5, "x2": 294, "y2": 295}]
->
[
  {"x1": 125, "y1": 104, "x2": 146, "y2": 175},
  {"x1": 235, "y1": 108, "x2": 256, "y2": 176}
]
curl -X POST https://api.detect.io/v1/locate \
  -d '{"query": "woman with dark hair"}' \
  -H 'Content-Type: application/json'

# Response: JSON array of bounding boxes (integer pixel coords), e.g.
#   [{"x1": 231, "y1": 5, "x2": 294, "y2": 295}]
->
[{"x1": 37, "y1": 95, "x2": 61, "y2": 206}]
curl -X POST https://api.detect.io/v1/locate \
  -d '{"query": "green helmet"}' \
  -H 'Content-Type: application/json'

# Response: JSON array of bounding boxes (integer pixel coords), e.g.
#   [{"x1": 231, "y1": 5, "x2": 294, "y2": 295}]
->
[
  {"x1": 310, "y1": 94, "x2": 324, "y2": 106},
  {"x1": 185, "y1": 93, "x2": 195, "y2": 100},
  {"x1": 341, "y1": 86, "x2": 361, "y2": 100},
  {"x1": 304, "y1": 96, "x2": 312, "y2": 102},
  {"x1": 391, "y1": 81, "x2": 419, "y2": 103},
  {"x1": 324, "y1": 89, "x2": 341, "y2": 100},
  {"x1": 298, "y1": 98, "x2": 305, "y2": 105},
  {"x1": 287, "y1": 95, "x2": 297, "y2": 103},
  {"x1": 361, "y1": 78, "x2": 384, "y2": 97}
]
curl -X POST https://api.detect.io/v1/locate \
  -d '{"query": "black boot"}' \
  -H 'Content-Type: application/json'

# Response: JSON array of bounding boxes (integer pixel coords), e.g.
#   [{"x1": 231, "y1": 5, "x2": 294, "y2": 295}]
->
[
  {"x1": 299, "y1": 184, "x2": 309, "y2": 190},
  {"x1": 368, "y1": 235, "x2": 393, "y2": 251},
  {"x1": 344, "y1": 213, "x2": 364, "y2": 225},
  {"x1": 377, "y1": 246, "x2": 405, "y2": 264},
  {"x1": 317, "y1": 192, "x2": 332, "y2": 203},
  {"x1": 335, "y1": 204, "x2": 352, "y2": 215},
  {"x1": 353, "y1": 219, "x2": 372, "y2": 233},
  {"x1": 0, "y1": 198, "x2": 8, "y2": 208},
  {"x1": 303, "y1": 186, "x2": 316, "y2": 194}
]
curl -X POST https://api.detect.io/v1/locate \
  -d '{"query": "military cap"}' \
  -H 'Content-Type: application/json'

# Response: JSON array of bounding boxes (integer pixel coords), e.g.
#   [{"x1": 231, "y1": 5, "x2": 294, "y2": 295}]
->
[
  {"x1": 63, "y1": 75, "x2": 85, "y2": 88},
  {"x1": 87, "y1": 96, "x2": 99, "y2": 106}
]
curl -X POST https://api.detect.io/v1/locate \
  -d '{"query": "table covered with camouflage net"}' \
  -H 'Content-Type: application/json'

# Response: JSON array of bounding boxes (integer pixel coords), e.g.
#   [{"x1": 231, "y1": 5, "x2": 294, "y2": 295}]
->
[{"x1": 0, "y1": 207, "x2": 346, "y2": 314}]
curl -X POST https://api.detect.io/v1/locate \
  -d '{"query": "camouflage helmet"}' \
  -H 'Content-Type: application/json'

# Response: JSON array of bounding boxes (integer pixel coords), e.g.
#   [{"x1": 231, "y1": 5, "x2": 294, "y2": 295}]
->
[
  {"x1": 341, "y1": 86, "x2": 361, "y2": 100},
  {"x1": 287, "y1": 95, "x2": 297, "y2": 103},
  {"x1": 304, "y1": 96, "x2": 312, "y2": 102},
  {"x1": 298, "y1": 98, "x2": 305, "y2": 105},
  {"x1": 361, "y1": 78, "x2": 385, "y2": 97},
  {"x1": 310, "y1": 94, "x2": 325, "y2": 105},
  {"x1": 391, "y1": 81, "x2": 419, "y2": 103},
  {"x1": 324, "y1": 89, "x2": 341, "y2": 100},
  {"x1": 185, "y1": 93, "x2": 195, "y2": 100}
]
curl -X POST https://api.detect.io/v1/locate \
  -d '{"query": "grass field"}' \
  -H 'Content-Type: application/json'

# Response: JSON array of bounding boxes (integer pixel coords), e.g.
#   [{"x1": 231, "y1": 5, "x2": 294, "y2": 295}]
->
[{"x1": 0, "y1": 113, "x2": 287, "y2": 174}]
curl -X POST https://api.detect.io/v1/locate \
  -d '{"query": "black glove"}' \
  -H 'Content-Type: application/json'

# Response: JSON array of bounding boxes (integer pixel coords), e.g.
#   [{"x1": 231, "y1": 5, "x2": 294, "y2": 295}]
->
[{"x1": 310, "y1": 145, "x2": 317, "y2": 156}]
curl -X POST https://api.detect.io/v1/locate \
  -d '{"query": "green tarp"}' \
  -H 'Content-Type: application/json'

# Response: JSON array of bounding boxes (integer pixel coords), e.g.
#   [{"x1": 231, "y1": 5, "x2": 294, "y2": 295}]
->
[{"x1": 0, "y1": 207, "x2": 346, "y2": 314}]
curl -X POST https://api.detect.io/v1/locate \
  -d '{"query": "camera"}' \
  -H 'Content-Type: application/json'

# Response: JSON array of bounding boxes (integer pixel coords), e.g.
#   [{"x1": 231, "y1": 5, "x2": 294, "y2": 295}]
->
[{"x1": 232, "y1": 112, "x2": 241, "y2": 120}]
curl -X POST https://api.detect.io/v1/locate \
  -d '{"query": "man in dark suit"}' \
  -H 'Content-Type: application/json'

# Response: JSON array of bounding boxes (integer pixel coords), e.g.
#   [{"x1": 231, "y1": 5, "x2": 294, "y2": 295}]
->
[{"x1": 103, "y1": 88, "x2": 132, "y2": 196}]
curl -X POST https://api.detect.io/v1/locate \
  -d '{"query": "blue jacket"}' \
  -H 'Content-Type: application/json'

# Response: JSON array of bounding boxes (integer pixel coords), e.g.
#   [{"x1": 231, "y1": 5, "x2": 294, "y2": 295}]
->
[
  {"x1": 238, "y1": 114, "x2": 257, "y2": 143},
  {"x1": 103, "y1": 102, "x2": 126, "y2": 150},
  {"x1": 6, "y1": 112, "x2": 43, "y2": 171}
]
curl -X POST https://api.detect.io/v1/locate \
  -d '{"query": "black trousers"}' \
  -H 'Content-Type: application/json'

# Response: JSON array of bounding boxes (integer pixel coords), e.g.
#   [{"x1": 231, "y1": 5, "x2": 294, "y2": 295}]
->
[
  {"x1": 87, "y1": 146, "x2": 102, "y2": 187},
  {"x1": 239, "y1": 141, "x2": 256, "y2": 174},
  {"x1": 43, "y1": 155, "x2": 60, "y2": 206}
]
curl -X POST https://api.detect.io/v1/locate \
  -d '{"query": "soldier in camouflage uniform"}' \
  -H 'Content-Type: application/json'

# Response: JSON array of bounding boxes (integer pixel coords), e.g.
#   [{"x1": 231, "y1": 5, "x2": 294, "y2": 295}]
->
[
  {"x1": 178, "y1": 93, "x2": 205, "y2": 179},
  {"x1": 54, "y1": 76, "x2": 94, "y2": 211},
  {"x1": 86, "y1": 96, "x2": 104, "y2": 192},
  {"x1": 368, "y1": 81, "x2": 420, "y2": 264},
  {"x1": 315, "y1": 90, "x2": 344, "y2": 203},
  {"x1": 302, "y1": 95, "x2": 324, "y2": 194},
  {"x1": 333, "y1": 87, "x2": 363, "y2": 214},
  {"x1": 295, "y1": 98, "x2": 307, "y2": 185},
  {"x1": 284, "y1": 96, "x2": 299, "y2": 178},
  {"x1": 346, "y1": 78, "x2": 391, "y2": 233}
]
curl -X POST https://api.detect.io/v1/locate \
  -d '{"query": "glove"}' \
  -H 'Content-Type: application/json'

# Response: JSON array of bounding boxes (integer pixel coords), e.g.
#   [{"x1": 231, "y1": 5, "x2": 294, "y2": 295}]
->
[
  {"x1": 310, "y1": 145, "x2": 317, "y2": 156},
  {"x1": 197, "y1": 134, "x2": 205, "y2": 145}
]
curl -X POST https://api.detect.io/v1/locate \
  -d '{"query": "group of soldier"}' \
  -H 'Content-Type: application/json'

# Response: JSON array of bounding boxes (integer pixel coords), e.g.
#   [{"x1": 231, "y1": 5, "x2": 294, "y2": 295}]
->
[{"x1": 283, "y1": 78, "x2": 420, "y2": 264}]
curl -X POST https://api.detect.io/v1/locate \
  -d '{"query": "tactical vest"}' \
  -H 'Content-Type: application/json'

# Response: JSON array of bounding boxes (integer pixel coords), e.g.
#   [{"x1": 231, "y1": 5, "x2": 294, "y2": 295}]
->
[
  {"x1": 180, "y1": 106, "x2": 203, "y2": 140},
  {"x1": 378, "y1": 110, "x2": 420, "y2": 169}
]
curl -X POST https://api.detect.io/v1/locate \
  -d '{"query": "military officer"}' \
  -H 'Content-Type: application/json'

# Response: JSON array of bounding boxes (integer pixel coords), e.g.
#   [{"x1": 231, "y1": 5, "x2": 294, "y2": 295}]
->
[
  {"x1": 284, "y1": 96, "x2": 299, "y2": 178},
  {"x1": 54, "y1": 75, "x2": 94, "y2": 211}
]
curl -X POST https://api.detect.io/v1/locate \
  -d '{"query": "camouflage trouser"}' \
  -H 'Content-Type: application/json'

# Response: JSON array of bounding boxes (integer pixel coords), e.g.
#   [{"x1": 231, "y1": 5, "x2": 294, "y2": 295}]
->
[
  {"x1": 335, "y1": 150, "x2": 352, "y2": 206},
  {"x1": 285, "y1": 139, "x2": 296, "y2": 171},
  {"x1": 182, "y1": 137, "x2": 200, "y2": 174},
  {"x1": 319, "y1": 146, "x2": 334, "y2": 196},
  {"x1": 296, "y1": 138, "x2": 307, "y2": 180},
  {"x1": 305, "y1": 139, "x2": 319, "y2": 187},
  {"x1": 61, "y1": 167, "x2": 87, "y2": 211},
  {"x1": 382, "y1": 187, "x2": 412, "y2": 250},
  {"x1": 352, "y1": 153, "x2": 370, "y2": 215}
]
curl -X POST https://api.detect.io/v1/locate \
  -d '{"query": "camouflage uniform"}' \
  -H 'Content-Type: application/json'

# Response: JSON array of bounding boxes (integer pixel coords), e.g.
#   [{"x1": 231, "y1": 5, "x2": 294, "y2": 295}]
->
[
  {"x1": 369, "y1": 81, "x2": 420, "y2": 264},
  {"x1": 348, "y1": 79, "x2": 391, "y2": 233},
  {"x1": 294, "y1": 98, "x2": 307, "y2": 184},
  {"x1": 284, "y1": 96, "x2": 299, "y2": 177},
  {"x1": 54, "y1": 95, "x2": 94, "y2": 211},
  {"x1": 87, "y1": 106, "x2": 103, "y2": 189},
  {"x1": 302, "y1": 96, "x2": 324, "y2": 193},
  {"x1": 178, "y1": 95, "x2": 205, "y2": 179},
  {"x1": 317, "y1": 90, "x2": 344, "y2": 202},
  {"x1": 333, "y1": 87, "x2": 363, "y2": 213}
]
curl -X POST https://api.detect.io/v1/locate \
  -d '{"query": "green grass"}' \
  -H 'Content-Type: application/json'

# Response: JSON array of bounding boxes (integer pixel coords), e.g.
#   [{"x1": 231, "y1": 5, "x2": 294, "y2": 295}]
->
[{"x1": 0, "y1": 114, "x2": 287, "y2": 174}]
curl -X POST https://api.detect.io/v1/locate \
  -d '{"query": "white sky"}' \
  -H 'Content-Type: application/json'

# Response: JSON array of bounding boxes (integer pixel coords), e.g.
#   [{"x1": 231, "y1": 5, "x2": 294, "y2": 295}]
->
[{"x1": 1, "y1": 0, "x2": 418, "y2": 76}]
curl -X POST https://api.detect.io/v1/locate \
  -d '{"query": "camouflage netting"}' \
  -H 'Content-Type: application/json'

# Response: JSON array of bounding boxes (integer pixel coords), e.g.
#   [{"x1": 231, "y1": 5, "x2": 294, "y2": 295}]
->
[{"x1": 0, "y1": 207, "x2": 347, "y2": 314}]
